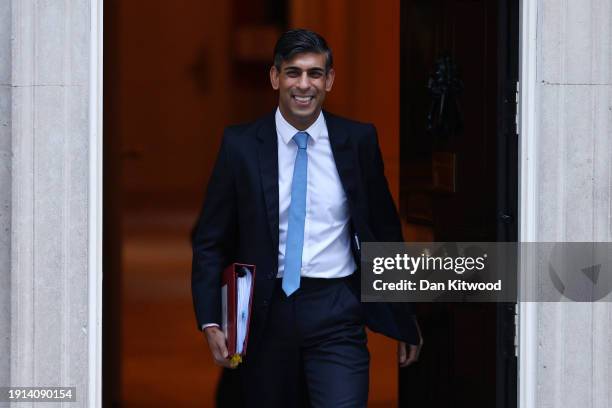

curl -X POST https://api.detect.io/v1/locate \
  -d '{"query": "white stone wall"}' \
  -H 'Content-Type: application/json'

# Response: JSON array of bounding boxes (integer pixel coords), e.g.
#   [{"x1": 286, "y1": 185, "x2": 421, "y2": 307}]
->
[
  {"x1": 0, "y1": 0, "x2": 11, "y2": 395},
  {"x1": 0, "y1": 1, "x2": 94, "y2": 406},
  {"x1": 527, "y1": 0, "x2": 612, "y2": 407}
]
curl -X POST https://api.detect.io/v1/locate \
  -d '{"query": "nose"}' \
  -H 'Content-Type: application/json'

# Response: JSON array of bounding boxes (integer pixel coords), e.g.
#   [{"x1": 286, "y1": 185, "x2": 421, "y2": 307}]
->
[{"x1": 297, "y1": 72, "x2": 310, "y2": 90}]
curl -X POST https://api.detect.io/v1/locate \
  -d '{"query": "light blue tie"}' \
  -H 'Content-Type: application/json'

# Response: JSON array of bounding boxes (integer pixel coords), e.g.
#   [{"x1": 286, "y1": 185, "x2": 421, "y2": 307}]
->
[{"x1": 282, "y1": 131, "x2": 309, "y2": 296}]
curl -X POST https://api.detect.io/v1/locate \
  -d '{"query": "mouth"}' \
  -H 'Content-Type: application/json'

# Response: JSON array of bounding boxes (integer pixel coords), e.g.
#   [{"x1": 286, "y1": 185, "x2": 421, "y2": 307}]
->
[{"x1": 292, "y1": 95, "x2": 315, "y2": 107}]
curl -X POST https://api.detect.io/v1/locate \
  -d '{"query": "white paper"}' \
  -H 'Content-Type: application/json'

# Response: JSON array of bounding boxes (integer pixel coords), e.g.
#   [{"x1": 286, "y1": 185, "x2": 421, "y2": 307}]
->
[{"x1": 236, "y1": 267, "x2": 252, "y2": 354}]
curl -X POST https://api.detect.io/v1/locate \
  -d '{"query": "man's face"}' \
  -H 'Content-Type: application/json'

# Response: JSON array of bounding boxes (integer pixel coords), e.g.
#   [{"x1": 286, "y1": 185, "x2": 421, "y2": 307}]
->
[{"x1": 269, "y1": 52, "x2": 335, "y2": 129}]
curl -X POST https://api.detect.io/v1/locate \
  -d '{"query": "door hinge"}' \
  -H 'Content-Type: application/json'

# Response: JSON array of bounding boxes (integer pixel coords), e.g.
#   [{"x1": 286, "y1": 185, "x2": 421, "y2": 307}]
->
[
  {"x1": 513, "y1": 303, "x2": 519, "y2": 358},
  {"x1": 515, "y1": 81, "x2": 520, "y2": 135}
]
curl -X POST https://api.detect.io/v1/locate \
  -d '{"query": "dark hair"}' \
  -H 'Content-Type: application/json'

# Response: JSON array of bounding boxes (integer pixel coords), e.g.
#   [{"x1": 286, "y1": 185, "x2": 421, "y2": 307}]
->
[{"x1": 273, "y1": 29, "x2": 333, "y2": 73}]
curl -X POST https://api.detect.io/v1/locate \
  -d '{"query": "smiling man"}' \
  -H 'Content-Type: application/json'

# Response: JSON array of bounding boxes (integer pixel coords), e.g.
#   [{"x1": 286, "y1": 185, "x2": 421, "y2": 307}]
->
[{"x1": 192, "y1": 29, "x2": 422, "y2": 407}]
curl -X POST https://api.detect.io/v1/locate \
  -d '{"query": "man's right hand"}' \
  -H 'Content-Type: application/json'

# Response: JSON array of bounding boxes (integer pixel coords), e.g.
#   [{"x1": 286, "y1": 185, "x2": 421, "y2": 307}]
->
[{"x1": 203, "y1": 326, "x2": 235, "y2": 369}]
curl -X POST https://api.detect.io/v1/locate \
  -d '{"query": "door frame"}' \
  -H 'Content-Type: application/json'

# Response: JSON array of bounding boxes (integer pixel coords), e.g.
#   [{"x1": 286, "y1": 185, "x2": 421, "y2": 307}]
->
[
  {"x1": 496, "y1": 0, "x2": 520, "y2": 406},
  {"x1": 89, "y1": 1, "x2": 538, "y2": 407},
  {"x1": 89, "y1": 0, "x2": 104, "y2": 407},
  {"x1": 517, "y1": 0, "x2": 538, "y2": 407}
]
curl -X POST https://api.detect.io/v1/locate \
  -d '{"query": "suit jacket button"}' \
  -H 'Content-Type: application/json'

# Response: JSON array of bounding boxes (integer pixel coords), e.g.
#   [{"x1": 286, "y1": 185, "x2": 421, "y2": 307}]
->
[{"x1": 262, "y1": 300, "x2": 269, "y2": 307}]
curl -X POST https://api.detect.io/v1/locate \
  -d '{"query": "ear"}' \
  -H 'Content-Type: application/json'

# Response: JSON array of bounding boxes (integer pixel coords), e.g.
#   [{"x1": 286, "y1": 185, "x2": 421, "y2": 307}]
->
[
  {"x1": 269, "y1": 66, "x2": 280, "y2": 90},
  {"x1": 325, "y1": 67, "x2": 335, "y2": 92}
]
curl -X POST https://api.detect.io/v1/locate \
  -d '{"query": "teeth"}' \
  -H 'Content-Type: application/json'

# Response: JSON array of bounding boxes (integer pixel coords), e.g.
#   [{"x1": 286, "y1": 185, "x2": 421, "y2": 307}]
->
[{"x1": 294, "y1": 96, "x2": 312, "y2": 102}]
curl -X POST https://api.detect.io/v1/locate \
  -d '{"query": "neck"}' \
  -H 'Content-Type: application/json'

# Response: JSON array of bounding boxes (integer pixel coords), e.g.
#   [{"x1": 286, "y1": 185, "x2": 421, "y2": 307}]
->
[{"x1": 279, "y1": 106, "x2": 321, "y2": 131}]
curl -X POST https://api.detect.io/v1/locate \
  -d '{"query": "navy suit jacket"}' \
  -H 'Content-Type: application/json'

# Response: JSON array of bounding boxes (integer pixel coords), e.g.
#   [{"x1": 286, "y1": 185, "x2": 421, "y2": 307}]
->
[{"x1": 192, "y1": 110, "x2": 418, "y2": 347}]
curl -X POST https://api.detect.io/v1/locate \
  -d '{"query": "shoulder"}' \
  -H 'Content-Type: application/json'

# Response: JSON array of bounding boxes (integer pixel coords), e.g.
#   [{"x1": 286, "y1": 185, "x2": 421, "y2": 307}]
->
[
  {"x1": 221, "y1": 111, "x2": 275, "y2": 146},
  {"x1": 323, "y1": 110, "x2": 374, "y2": 132},
  {"x1": 323, "y1": 110, "x2": 378, "y2": 145}
]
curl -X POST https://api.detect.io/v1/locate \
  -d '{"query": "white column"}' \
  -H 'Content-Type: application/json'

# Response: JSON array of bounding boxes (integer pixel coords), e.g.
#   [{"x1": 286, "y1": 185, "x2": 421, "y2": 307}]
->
[
  {"x1": 0, "y1": 1, "x2": 102, "y2": 407},
  {"x1": 520, "y1": 0, "x2": 612, "y2": 407},
  {"x1": 0, "y1": 0, "x2": 12, "y2": 395}
]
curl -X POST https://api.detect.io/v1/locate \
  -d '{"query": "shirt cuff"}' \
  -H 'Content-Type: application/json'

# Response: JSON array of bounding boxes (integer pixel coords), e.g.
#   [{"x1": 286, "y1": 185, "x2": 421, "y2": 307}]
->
[{"x1": 201, "y1": 323, "x2": 220, "y2": 331}]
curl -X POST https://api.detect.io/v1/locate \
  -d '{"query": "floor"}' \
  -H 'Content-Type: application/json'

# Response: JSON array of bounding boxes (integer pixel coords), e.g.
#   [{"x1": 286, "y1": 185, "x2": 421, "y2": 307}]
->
[{"x1": 120, "y1": 211, "x2": 398, "y2": 407}]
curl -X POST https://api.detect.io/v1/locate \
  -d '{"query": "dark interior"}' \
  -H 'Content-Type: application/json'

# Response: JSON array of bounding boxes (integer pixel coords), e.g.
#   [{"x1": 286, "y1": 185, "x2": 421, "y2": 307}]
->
[{"x1": 398, "y1": 0, "x2": 518, "y2": 407}]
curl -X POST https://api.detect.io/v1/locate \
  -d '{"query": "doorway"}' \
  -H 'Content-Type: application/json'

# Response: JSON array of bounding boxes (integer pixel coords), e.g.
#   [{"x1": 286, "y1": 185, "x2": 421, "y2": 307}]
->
[
  {"x1": 103, "y1": 1, "x2": 404, "y2": 406},
  {"x1": 102, "y1": 0, "x2": 519, "y2": 406},
  {"x1": 398, "y1": 0, "x2": 519, "y2": 407}
]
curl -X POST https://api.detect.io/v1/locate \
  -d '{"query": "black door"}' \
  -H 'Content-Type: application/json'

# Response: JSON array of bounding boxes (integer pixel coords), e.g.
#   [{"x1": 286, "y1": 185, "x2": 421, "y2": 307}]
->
[{"x1": 398, "y1": 0, "x2": 518, "y2": 407}]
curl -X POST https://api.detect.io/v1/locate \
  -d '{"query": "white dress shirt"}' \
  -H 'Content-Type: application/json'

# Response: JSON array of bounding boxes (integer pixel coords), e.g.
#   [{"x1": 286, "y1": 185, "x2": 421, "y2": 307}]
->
[{"x1": 275, "y1": 108, "x2": 356, "y2": 279}]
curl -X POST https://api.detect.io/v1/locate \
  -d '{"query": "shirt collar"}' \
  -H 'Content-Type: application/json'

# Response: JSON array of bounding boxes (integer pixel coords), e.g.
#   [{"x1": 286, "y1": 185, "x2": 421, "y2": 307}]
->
[{"x1": 275, "y1": 107, "x2": 326, "y2": 146}]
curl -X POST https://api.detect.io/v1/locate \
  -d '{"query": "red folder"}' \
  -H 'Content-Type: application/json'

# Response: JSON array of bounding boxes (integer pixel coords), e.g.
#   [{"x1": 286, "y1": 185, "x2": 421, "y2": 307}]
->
[{"x1": 221, "y1": 263, "x2": 256, "y2": 362}]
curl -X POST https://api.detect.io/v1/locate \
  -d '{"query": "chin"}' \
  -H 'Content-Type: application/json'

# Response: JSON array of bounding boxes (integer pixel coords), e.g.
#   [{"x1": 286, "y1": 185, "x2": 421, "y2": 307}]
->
[
  {"x1": 293, "y1": 108, "x2": 316, "y2": 117},
  {"x1": 280, "y1": 101, "x2": 320, "y2": 125}
]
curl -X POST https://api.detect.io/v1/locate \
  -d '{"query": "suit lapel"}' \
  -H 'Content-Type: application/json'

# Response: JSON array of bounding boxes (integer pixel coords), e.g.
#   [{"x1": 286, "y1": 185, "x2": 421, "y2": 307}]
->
[
  {"x1": 325, "y1": 111, "x2": 359, "y2": 209},
  {"x1": 257, "y1": 112, "x2": 280, "y2": 255}
]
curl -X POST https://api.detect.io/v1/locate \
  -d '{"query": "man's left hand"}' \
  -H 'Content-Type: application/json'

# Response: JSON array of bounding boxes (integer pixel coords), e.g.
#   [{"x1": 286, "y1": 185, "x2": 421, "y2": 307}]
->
[
  {"x1": 398, "y1": 341, "x2": 422, "y2": 367},
  {"x1": 398, "y1": 318, "x2": 423, "y2": 367}
]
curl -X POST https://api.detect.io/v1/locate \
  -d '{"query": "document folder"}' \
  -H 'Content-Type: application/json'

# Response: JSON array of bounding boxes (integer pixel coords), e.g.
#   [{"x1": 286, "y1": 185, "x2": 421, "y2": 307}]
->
[{"x1": 221, "y1": 263, "x2": 255, "y2": 365}]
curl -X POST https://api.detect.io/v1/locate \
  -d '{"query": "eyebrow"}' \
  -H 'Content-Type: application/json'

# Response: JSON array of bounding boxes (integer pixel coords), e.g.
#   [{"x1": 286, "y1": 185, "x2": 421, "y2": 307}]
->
[{"x1": 283, "y1": 66, "x2": 325, "y2": 73}]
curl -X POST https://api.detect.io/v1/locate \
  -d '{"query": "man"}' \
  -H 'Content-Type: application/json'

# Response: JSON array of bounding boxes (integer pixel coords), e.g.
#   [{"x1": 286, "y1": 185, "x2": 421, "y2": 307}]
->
[{"x1": 192, "y1": 29, "x2": 422, "y2": 407}]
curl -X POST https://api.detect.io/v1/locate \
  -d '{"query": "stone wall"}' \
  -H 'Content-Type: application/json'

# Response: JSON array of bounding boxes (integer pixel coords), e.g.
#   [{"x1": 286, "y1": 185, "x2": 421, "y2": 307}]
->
[
  {"x1": 525, "y1": 0, "x2": 612, "y2": 407},
  {"x1": 0, "y1": 0, "x2": 12, "y2": 396},
  {"x1": 1, "y1": 1, "x2": 95, "y2": 407}
]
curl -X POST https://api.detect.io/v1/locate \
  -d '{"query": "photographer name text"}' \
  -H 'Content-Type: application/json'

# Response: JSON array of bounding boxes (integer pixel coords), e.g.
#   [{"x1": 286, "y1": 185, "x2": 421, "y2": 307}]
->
[{"x1": 372, "y1": 279, "x2": 503, "y2": 291}]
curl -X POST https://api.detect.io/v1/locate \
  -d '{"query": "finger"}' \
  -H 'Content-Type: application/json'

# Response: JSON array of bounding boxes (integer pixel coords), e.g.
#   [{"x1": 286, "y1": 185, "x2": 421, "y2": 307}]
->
[
  {"x1": 400, "y1": 356, "x2": 415, "y2": 367},
  {"x1": 415, "y1": 343, "x2": 423, "y2": 360},
  {"x1": 213, "y1": 356, "x2": 233, "y2": 369},
  {"x1": 214, "y1": 335, "x2": 229, "y2": 359},
  {"x1": 207, "y1": 330, "x2": 228, "y2": 357},
  {"x1": 209, "y1": 339, "x2": 227, "y2": 363},
  {"x1": 400, "y1": 345, "x2": 419, "y2": 367},
  {"x1": 211, "y1": 345, "x2": 234, "y2": 369},
  {"x1": 210, "y1": 341, "x2": 222, "y2": 361},
  {"x1": 398, "y1": 342, "x2": 407, "y2": 364},
  {"x1": 215, "y1": 357, "x2": 235, "y2": 369}
]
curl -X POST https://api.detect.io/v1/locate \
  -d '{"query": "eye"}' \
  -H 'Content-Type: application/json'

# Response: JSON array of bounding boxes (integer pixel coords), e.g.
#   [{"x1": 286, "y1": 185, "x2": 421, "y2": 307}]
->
[
  {"x1": 286, "y1": 70, "x2": 300, "y2": 78},
  {"x1": 309, "y1": 72, "x2": 323, "y2": 79}
]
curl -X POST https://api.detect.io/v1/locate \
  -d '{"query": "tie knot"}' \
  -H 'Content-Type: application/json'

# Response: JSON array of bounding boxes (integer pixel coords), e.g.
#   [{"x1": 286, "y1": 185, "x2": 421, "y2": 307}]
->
[{"x1": 293, "y1": 132, "x2": 309, "y2": 149}]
